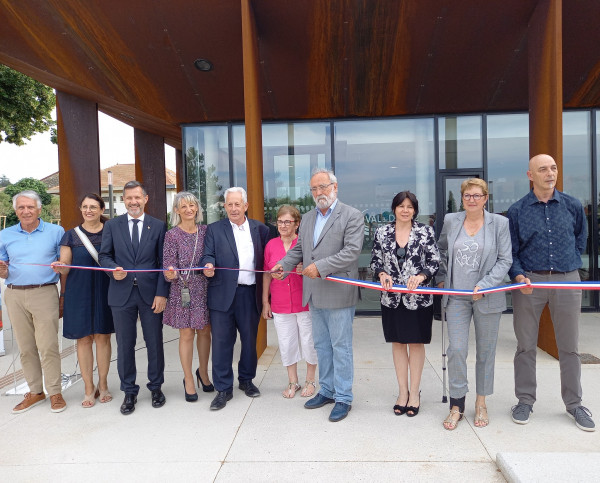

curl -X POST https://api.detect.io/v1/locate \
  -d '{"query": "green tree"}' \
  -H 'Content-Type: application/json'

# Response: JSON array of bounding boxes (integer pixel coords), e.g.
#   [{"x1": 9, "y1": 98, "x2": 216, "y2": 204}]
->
[
  {"x1": 185, "y1": 147, "x2": 223, "y2": 223},
  {"x1": 3, "y1": 177, "x2": 56, "y2": 227},
  {"x1": 0, "y1": 65, "x2": 56, "y2": 145},
  {"x1": 0, "y1": 174, "x2": 10, "y2": 187}
]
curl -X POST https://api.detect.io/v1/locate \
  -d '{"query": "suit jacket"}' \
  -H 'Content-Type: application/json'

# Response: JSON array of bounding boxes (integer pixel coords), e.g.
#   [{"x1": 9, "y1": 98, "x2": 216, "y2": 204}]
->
[
  {"x1": 99, "y1": 214, "x2": 169, "y2": 307},
  {"x1": 435, "y1": 210, "x2": 512, "y2": 314},
  {"x1": 280, "y1": 201, "x2": 364, "y2": 309},
  {"x1": 370, "y1": 221, "x2": 440, "y2": 310},
  {"x1": 200, "y1": 217, "x2": 271, "y2": 313}
]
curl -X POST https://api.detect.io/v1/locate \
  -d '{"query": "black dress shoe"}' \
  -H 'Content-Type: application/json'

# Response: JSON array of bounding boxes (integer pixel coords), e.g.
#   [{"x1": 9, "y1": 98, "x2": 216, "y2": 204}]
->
[
  {"x1": 151, "y1": 389, "x2": 166, "y2": 408},
  {"x1": 238, "y1": 380, "x2": 261, "y2": 397},
  {"x1": 210, "y1": 390, "x2": 233, "y2": 410},
  {"x1": 120, "y1": 394, "x2": 137, "y2": 415}
]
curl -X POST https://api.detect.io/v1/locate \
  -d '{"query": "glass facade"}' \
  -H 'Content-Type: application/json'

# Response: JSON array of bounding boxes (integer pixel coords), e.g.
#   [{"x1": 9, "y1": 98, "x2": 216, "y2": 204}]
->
[{"x1": 183, "y1": 109, "x2": 600, "y2": 312}]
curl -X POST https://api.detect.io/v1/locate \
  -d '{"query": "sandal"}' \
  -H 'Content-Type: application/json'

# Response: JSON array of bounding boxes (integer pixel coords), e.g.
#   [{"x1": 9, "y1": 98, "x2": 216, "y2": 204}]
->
[
  {"x1": 82, "y1": 385, "x2": 100, "y2": 408},
  {"x1": 98, "y1": 388, "x2": 113, "y2": 403},
  {"x1": 443, "y1": 408, "x2": 464, "y2": 430},
  {"x1": 283, "y1": 382, "x2": 301, "y2": 398},
  {"x1": 301, "y1": 380, "x2": 316, "y2": 398},
  {"x1": 474, "y1": 405, "x2": 489, "y2": 427}
]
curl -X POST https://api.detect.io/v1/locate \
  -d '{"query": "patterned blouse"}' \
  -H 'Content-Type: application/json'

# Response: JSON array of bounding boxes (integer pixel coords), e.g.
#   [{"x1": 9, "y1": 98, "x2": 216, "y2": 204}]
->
[{"x1": 370, "y1": 221, "x2": 440, "y2": 310}]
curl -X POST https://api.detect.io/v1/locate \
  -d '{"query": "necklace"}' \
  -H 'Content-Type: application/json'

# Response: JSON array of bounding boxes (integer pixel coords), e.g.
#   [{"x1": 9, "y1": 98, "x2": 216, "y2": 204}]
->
[{"x1": 464, "y1": 218, "x2": 483, "y2": 237}]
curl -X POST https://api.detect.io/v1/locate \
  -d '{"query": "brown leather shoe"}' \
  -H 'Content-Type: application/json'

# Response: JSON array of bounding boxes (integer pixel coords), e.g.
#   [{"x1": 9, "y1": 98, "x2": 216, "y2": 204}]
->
[
  {"x1": 12, "y1": 392, "x2": 46, "y2": 414},
  {"x1": 50, "y1": 393, "x2": 67, "y2": 413}
]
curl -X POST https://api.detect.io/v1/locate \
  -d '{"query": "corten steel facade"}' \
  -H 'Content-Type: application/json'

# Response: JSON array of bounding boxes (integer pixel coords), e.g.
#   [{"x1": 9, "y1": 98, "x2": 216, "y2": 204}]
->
[{"x1": 2, "y1": 0, "x2": 600, "y2": 351}]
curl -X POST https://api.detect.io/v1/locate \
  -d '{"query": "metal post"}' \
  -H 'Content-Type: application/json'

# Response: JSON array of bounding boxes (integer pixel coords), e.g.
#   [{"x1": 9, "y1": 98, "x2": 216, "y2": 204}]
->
[{"x1": 108, "y1": 170, "x2": 114, "y2": 218}]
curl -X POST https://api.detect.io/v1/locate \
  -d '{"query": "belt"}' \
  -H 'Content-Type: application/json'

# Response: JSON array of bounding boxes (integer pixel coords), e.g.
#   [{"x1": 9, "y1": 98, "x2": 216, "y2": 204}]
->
[
  {"x1": 530, "y1": 270, "x2": 567, "y2": 275},
  {"x1": 237, "y1": 283, "x2": 256, "y2": 287},
  {"x1": 7, "y1": 282, "x2": 57, "y2": 290},
  {"x1": 133, "y1": 279, "x2": 138, "y2": 286}
]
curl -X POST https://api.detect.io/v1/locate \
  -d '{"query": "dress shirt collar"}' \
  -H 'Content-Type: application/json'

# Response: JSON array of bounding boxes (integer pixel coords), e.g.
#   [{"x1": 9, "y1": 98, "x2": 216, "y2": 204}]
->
[
  {"x1": 315, "y1": 198, "x2": 338, "y2": 218},
  {"x1": 230, "y1": 216, "x2": 249, "y2": 231},
  {"x1": 127, "y1": 213, "x2": 145, "y2": 224},
  {"x1": 527, "y1": 188, "x2": 561, "y2": 205}
]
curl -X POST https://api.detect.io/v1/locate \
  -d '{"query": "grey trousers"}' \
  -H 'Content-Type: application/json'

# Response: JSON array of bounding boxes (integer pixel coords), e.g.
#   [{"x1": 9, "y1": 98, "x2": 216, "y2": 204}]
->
[
  {"x1": 446, "y1": 296, "x2": 501, "y2": 399},
  {"x1": 512, "y1": 270, "x2": 582, "y2": 410}
]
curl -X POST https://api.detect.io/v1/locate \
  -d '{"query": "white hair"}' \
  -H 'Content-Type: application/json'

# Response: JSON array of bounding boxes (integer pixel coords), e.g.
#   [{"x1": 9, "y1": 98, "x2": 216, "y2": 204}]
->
[
  {"x1": 311, "y1": 167, "x2": 337, "y2": 184},
  {"x1": 224, "y1": 187, "x2": 248, "y2": 203},
  {"x1": 12, "y1": 190, "x2": 42, "y2": 210},
  {"x1": 170, "y1": 191, "x2": 203, "y2": 226}
]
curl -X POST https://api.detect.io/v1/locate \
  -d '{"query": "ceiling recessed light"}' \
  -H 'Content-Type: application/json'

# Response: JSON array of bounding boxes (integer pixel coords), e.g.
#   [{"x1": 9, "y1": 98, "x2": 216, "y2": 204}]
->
[{"x1": 194, "y1": 59, "x2": 213, "y2": 72}]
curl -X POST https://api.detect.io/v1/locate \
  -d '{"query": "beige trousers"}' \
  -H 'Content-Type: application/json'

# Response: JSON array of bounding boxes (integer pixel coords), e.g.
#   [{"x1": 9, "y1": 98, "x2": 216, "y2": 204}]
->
[{"x1": 4, "y1": 284, "x2": 62, "y2": 395}]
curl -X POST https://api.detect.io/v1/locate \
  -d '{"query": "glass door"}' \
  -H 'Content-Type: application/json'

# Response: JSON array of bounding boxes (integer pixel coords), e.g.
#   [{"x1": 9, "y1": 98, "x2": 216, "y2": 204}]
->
[{"x1": 441, "y1": 173, "x2": 482, "y2": 217}]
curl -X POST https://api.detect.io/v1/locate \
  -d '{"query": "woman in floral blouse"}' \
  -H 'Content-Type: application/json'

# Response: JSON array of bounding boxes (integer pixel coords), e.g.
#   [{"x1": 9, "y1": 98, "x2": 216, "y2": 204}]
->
[{"x1": 370, "y1": 191, "x2": 440, "y2": 417}]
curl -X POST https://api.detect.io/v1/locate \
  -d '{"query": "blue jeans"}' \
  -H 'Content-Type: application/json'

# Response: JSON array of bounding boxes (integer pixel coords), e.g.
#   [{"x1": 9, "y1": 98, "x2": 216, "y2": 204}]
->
[{"x1": 309, "y1": 304, "x2": 355, "y2": 404}]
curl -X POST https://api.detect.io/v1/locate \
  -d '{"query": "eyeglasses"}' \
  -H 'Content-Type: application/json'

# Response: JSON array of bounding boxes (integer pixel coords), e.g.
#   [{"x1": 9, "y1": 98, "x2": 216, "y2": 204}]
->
[
  {"x1": 81, "y1": 205, "x2": 100, "y2": 212},
  {"x1": 462, "y1": 193, "x2": 485, "y2": 201},
  {"x1": 309, "y1": 182, "x2": 334, "y2": 193},
  {"x1": 276, "y1": 220, "x2": 295, "y2": 226},
  {"x1": 396, "y1": 246, "x2": 406, "y2": 262}
]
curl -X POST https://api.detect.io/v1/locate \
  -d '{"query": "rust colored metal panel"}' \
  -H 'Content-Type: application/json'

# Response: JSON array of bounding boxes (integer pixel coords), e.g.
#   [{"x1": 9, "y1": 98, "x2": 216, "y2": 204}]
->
[
  {"x1": 528, "y1": 0, "x2": 562, "y2": 359},
  {"x1": 175, "y1": 149, "x2": 184, "y2": 193},
  {"x1": 134, "y1": 129, "x2": 167, "y2": 222},
  {"x1": 56, "y1": 91, "x2": 101, "y2": 231},
  {"x1": 241, "y1": 0, "x2": 266, "y2": 357}
]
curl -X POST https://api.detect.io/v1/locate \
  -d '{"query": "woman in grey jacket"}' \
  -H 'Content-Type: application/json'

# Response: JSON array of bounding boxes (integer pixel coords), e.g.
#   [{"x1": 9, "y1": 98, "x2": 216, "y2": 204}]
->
[{"x1": 436, "y1": 178, "x2": 512, "y2": 430}]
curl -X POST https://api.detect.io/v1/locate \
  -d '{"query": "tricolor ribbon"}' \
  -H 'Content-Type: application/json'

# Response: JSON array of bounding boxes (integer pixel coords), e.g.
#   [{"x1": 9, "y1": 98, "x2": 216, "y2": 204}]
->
[{"x1": 9, "y1": 263, "x2": 599, "y2": 295}]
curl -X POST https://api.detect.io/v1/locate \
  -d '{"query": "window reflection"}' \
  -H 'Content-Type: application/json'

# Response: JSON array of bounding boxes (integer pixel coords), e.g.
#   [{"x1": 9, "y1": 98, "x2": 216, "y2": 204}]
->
[
  {"x1": 563, "y1": 111, "x2": 592, "y2": 306},
  {"x1": 438, "y1": 116, "x2": 482, "y2": 169},
  {"x1": 486, "y1": 114, "x2": 529, "y2": 215},
  {"x1": 334, "y1": 119, "x2": 435, "y2": 311},
  {"x1": 183, "y1": 125, "x2": 229, "y2": 224}
]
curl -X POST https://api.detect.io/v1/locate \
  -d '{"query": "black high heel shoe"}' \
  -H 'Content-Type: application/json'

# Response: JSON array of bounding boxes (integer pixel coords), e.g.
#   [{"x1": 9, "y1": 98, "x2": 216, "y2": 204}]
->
[
  {"x1": 393, "y1": 392, "x2": 409, "y2": 416},
  {"x1": 406, "y1": 391, "x2": 421, "y2": 417},
  {"x1": 196, "y1": 368, "x2": 215, "y2": 393},
  {"x1": 183, "y1": 379, "x2": 198, "y2": 402}
]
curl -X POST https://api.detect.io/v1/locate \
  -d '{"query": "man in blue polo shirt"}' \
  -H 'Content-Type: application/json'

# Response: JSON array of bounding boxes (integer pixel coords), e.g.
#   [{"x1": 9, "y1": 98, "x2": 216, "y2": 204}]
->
[
  {"x1": 507, "y1": 154, "x2": 594, "y2": 432},
  {"x1": 0, "y1": 190, "x2": 66, "y2": 413}
]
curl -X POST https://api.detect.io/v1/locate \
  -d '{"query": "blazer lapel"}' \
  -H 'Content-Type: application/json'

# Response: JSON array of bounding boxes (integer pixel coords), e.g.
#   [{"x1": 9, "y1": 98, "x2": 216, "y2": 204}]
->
[
  {"x1": 315, "y1": 203, "x2": 340, "y2": 248},
  {"x1": 480, "y1": 210, "x2": 493, "y2": 274},
  {"x1": 137, "y1": 216, "x2": 152, "y2": 257},
  {"x1": 119, "y1": 215, "x2": 136, "y2": 260},
  {"x1": 224, "y1": 219, "x2": 239, "y2": 265},
  {"x1": 447, "y1": 212, "x2": 466, "y2": 275}
]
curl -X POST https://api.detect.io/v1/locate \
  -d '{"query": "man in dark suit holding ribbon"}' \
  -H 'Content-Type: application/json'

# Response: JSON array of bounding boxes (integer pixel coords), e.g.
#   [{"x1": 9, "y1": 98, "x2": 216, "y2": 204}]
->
[
  {"x1": 99, "y1": 180, "x2": 169, "y2": 415},
  {"x1": 201, "y1": 187, "x2": 270, "y2": 410}
]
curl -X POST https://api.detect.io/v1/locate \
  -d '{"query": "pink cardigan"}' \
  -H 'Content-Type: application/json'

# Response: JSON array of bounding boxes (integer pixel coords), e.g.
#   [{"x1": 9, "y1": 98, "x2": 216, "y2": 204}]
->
[{"x1": 263, "y1": 237, "x2": 308, "y2": 313}]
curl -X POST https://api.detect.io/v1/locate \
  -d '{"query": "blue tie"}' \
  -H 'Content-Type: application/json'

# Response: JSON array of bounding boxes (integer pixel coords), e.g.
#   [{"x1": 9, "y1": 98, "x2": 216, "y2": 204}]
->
[{"x1": 131, "y1": 219, "x2": 140, "y2": 257}]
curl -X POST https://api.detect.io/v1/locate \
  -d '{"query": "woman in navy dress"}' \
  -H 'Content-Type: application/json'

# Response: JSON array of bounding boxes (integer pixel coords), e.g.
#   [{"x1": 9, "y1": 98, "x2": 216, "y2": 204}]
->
[{"x1": 52, "y1": 193, "x2": 114, "y2": 407}]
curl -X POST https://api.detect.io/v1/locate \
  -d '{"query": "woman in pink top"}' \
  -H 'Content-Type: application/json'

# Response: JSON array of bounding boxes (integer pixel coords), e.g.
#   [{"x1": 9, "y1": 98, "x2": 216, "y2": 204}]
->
[{"x1": 263, "y1": 205, "x2": 318, "y2": 398}]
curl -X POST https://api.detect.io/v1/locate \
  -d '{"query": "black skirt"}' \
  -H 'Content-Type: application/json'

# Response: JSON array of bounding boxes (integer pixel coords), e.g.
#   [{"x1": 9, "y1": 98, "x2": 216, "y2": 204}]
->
[{"x1": 381, "y1": 302, "x2": 433, "y2": 344}]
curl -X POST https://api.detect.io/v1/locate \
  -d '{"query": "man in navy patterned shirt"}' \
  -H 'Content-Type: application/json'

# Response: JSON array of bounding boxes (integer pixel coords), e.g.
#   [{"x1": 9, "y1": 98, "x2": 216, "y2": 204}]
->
[{"x1": 507, "y1": 154, "x2": 594, "y2": 432}]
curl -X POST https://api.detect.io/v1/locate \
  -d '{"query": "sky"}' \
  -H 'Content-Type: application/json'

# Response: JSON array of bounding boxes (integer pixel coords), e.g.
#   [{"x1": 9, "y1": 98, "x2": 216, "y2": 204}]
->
[{"x1": 0, "y1": 112, "x2": 176, "y2": 183}]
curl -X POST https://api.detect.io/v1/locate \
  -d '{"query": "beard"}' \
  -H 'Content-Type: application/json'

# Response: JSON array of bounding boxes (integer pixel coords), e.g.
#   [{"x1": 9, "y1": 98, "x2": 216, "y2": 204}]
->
[{"x1": 314, "y1": 191, "x2": 337, "y2": 210}]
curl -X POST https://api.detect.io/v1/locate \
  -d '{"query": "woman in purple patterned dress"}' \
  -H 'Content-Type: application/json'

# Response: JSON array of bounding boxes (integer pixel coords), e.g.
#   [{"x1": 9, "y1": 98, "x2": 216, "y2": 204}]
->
[{"x1": 163, "y1": 192, "x2": 212, "y2": 402}]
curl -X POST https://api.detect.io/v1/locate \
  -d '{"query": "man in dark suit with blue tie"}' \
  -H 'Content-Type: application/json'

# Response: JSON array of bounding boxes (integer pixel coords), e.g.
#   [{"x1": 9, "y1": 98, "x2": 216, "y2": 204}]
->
[
  {"x1": 99, "y1": 181, "x2": 169, "y2": 415},
  {"x1": 201, "y1": 187, "x2": 270, "y2": 410}
]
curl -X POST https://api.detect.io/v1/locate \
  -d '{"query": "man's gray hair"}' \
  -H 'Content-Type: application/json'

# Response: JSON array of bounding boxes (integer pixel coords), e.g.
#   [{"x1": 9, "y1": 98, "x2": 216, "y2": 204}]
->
[
  {"x1": 170, "y1": 191, "x2": 203, "y2": 226},
  {"x1": 123, "y1": 180, "x2": 147, "y2": 196},
  {"x1": 12, "y1": 190, "x2": 42, "y2": 210},
  {"x1": 224, "y1": 187, "x2": 248, "y2": 203},
  {"x1": 311, "y1": 167, "x2": 337, "y2": 184}
]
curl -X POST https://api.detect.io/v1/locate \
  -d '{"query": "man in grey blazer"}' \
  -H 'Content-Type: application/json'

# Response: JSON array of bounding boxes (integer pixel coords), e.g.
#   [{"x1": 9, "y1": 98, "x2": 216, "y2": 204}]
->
[{"x1": 272, "y1": 168, "x2": 364, "y2": 422}]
